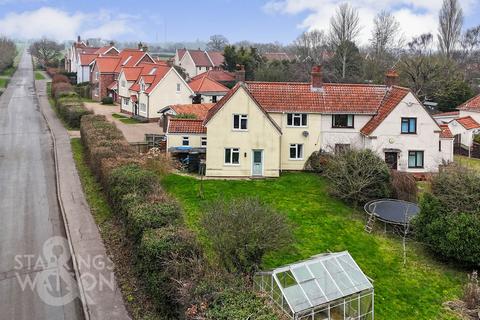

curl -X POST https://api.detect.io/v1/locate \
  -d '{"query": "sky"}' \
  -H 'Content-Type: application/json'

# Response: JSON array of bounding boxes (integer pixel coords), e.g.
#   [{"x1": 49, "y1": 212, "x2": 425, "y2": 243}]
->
[{"x1": 0, "y1": 0, "x2": 479, "y2": 45}]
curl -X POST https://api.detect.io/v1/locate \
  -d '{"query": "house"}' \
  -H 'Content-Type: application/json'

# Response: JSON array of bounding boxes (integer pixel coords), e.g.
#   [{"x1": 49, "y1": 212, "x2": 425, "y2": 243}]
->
[
  {"x1": 190, "y1": 69, "x2": 236, "y2": 87},
  {"x1": 174, "y1": 49, "x2": 224, "y2": 78},
  {"x1": 120, "y1": 65, "x2": 194, "y2": 121},
  {"x1": 448, "y1": 116, "x2": 480, "y2": 151},
  {"x1": 160, "y1": 103, "x2": 215, "y2": 133},
  {"x1": 89, "y1": 48, "x2": 155, "y2": 101},
  {"x1": 433, "y1": 110, "x2": 460, "y2": 124},
  {"x1": 169, "y1": 66, "x2": 452, "y2": 178},
  {"x1": 65, "y1": 36, "x2": 88, "y2": 73},
  {"x1": 188, "y1": 75, "x2": 229, "y2": 103},
  {"x1": 457, "y1": 94, "x2": 480, "y2": 124},
  {"x1": 76, "y1": 46, "x2": 119, "y2": 83},
  {"x1": 263, "y1": 52, "x2": 292, "y2": 62}
]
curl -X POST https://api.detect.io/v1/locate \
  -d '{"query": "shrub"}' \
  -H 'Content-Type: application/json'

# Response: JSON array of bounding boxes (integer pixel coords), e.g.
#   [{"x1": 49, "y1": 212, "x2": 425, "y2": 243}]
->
[
  {"x1": 390, "y1": 170, "x2": 418, "y2": 202},
  {"x1": 304, "y1": 149, "x2": 332, "y2": 173},
  {"x1": 59, "y1": 104, "x2": 91, "y2": 128},
  {"x1": 142, "y1": 148, "x2": 172, "y2": 177},
  {"x1": 101, "y1": 96, "x2": 114, "y2": 105},
  {"x1": 51, "y1": 82, "x2": 72, "y2": 98},
  {"x1": 200, "y1": 197, "x2": 293, "y2": 275},
  {"x1": 127, "y1": 202, "x2": 181, "y2": 241},
  {"x1": 52, "y1": 74, "x2": 69, "y2": 84},
  {"x1": 324, "y1": 149, "x2": 391, "y2": 205}
]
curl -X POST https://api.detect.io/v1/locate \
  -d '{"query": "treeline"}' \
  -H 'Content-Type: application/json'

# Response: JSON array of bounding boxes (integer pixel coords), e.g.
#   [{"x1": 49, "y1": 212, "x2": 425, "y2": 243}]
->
[{"x1": 0, "y1": 37, "x2": 16, "y2": 73}]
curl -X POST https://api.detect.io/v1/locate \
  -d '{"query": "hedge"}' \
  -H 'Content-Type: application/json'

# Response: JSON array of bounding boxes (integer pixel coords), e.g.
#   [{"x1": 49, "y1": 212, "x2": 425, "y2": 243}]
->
[
  {"x1": 127, "y1": 202, "x2": 181, "y2": 241},
  {"x1": 101, "y1": 96, "x2": 114, "y2": 105}
]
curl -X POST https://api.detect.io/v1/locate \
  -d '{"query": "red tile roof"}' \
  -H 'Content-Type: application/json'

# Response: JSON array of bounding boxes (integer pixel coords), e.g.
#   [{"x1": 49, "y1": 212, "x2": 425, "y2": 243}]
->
[
  {"x1": 177, "y1": 48, "x2": 187, "y2": 61},
  {"x1": 95, "y1": 46, "x2": 118, "y2": 55},
  {"x1": 113, "y1": 49, "x2": 154, "y2": 73},
  {"x1": 433, "y1": 110, "x2": 460, "y2": 117},
  {"x1": 455, "y1": 116, "x2": 480, "y2": 130},
  {"x1": 168, "y1": 119, "x2": 206, "y2": 134},
  {"x1": 79, "y1": 47, "x2": 98, "y2": 54},
  {"x1": 188, "y1": 50, "x2": 212, "y2": 67},
  {"x1": 95, "y1": 56, "x2": 121, "y2": 73},
  {"x1": 190, "y1": 69, "x2": 235, "y2": 83},
  {"x1": 169, "y1": 103, "x2": 215, "y2": 120},
  {"x1": 207, "y1": 51, "x2": 224, "y2": 67},
  {"x1": 439, "y1": 124, "x2": 454, "y2": 139},
  {"x1": 188, "y1": 76, "x2": 229, "y2": 94},
  {"x1": 129, "y1": 66, "x2": 172, "y2": 94},
  {"x1": 79, "y1": 53, "x2": 98, "y2": 66},
  {"x1": 360, "y1": 87, "x2": 410, "y2": 135},
  {"x1": 457, "y1": 94, "x2": 480, "y2": 112}
]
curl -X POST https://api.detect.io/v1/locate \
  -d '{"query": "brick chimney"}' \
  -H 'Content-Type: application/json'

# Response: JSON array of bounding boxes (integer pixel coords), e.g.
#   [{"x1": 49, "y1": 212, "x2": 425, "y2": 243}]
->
[
  {"x1": 138, "y1": 42, "x2": 143, "y2": 50},
  {"x1": 311, "y1": 65, "x2": 323, "y2": 92},
  {"x1": 385, "y1": 69, "x2": 399, "y2": 87},
  {"x1": 235, "y1": 64, "x2": 245, "y2": 82},
  {"x1": 77, "y1": 35, "x2": 81, "y2": 43}
]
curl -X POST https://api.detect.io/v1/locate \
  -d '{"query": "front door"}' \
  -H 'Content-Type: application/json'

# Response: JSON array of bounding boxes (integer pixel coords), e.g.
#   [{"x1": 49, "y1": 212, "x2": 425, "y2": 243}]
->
[
  {"x1": 385, "y1": 152, "x2": 398, "y2": 170},
  {"x1": 134, "y1": 102, "x2": 139, "y2": 116},
  {"x1": 252, "y1": 150, "x2": 263, "y2": 176}
]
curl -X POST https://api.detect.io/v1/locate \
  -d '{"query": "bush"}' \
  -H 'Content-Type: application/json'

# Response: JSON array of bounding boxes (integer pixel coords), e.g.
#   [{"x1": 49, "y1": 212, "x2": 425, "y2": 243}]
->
[
  {"x1": 200, "y1": 197, "x2": 292, "y2": 275},
  {"x1": 52, "y1": 73, "x2": 69, "y2": 84},
  {"x1": 101, "y1": 96, "x2": 114, "y2": 105},
  {"x1": 59, "y1": 104, "x2": 91, "y2": 128},
  {"x1": 51, "y1": 82, "x2": 72, "y2": 98},
  {"x1": 127, "y1": 201, "x2": 181, "y2": 241},
  {"x1": 463, "y1": 271, "x2": 480, "y2": 310},
  {"x1": 304, "y1": 149, "x2": 332, "y2": 173},
  {"x1": 390, "y1": 170, "x2": 418, "y2": 202},
  {"x1": 324, "y1": 149, "x2": 391, "y2": 205}
]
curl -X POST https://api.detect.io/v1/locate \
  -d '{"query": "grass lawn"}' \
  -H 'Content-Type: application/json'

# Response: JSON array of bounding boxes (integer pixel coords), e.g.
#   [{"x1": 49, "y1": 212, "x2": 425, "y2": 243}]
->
[
  {"x1": 112, "y1": 113, "x2": 142, "y2": 124},
  {"x1": 35, "y1": 71, "x2": 45, "y2": 80},
  {"x1": 1, "y1": 66, "x2": 15, "y2": 77},
  {"x1": 0, "y1": 78, "x2": 9, "y2": 89},
  {"x1": 455, "y1": 155, "x2": 480, "y2": 172},
  {"x1": 162, "y1": 172, "x2": 464, "y2": 320}
]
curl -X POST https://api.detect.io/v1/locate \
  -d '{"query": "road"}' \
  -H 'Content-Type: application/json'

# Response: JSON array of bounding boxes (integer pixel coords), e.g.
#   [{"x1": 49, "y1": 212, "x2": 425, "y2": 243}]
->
[{"x1": 0, "y1": 51, "x2": 83, "y2": 319}]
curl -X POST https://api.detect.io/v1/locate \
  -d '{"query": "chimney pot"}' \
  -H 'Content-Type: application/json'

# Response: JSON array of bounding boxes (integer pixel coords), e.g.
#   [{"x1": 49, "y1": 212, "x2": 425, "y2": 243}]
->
[
  {"x1": 311, "y1": 65, "x2": 323, "y2": 91},
  {"x1": 385, "y1": 69, "x2": 399, "y2": 87}
]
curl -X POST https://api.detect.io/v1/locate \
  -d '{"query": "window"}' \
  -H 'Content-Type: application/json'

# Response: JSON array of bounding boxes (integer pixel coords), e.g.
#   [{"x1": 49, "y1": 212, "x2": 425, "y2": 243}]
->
[
  {"x1": 287, "y1": 113, "x2": 307, "y2": 127},
  {"x1": 201, "y1": 137, "x2": 207, "y2": 146},
  {"x1": 401, "y1": 118, "x2": 417, "y2": 134},
  {"x1": 122, "y1": 98, "x2": 130, "y2": 107},
  {"x1": 139, "y1": 103, "x2": 146, "y2": 113},
  {"x1": 95, "y1": 72, "x2": 99, "y2": 81},
  {"x1": 140, "y1": 82, "x2": 145, "y2": 92},
  {"x1": 212, "y1": 96, "x2": 217, "y2": 103},
  {"x1": 225, "y1": 148, "x2": 240, "y2": 165},
  {"x1": 176, "y1": 83, "x2": 181, "y2": 92},
  {"x1": 332, "y1": 114, "x2": 354, "y2": 128},
  {"x1": 233, "y1": 114, "x2": 248, "y2": 130},
  {"x1": 408, "y1": 151, "x2": 424, "y2": 168},
  {"x1": 289, "y1": 144, "x2": 303, "y2": 160},
  {"x1": 182, "y1": 136, "x2": 189, "y2": 146}
]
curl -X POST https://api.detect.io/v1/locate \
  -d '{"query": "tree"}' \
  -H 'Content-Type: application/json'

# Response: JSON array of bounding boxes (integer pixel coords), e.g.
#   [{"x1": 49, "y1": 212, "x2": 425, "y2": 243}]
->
[
  {"x1": 329, "y1": 40, "x2": 363, "y2": 82},
  {"x1": 0, "y1": 37, "x2": 16, "y2": 73},
  {"x1": 254, "y1": 60, "x2": 292, "y2": 82},
  {"x1": 434, "y1": 77, "x2": 473, "y2": 111},
  {"x1": 294, "y1": 30, "x2": 328, "y2": 65},
  {"x1": 370, "y1": 10, "x2": 402, "y2": 56},
  {"x1": 206, "y1": 34, "x2": 229, "y2": 51},
  {"x1": 329, "y1": 3, "x2": 361, "y2": 79},
  {"x1": 29, "y1": 38, "x2": 63, "y2": 68},
  {"x1": 438, "y1": 0, "x2": 464, "y2": 58},
  {"x1": 222, "y1": 45, "x2": 263, "y2": 80},
  {"x1": 200, "y1": 197, "x2": 292, "y2": 274}
]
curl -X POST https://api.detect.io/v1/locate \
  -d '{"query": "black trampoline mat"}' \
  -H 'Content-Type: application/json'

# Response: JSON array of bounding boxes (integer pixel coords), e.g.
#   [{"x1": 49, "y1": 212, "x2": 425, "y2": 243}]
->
[{"x1": 366, "y1": 200, "x2": 420, "y2": 225}]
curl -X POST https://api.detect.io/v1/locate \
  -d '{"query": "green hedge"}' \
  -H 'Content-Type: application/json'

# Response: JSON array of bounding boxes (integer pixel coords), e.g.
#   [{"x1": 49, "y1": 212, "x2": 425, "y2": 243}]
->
[
  {"x1": 54, "y1": 90, "x2": 91, "y2": 129},
  {"x1": 127, "y1": 202, "x2": 181, "y2": 241}
]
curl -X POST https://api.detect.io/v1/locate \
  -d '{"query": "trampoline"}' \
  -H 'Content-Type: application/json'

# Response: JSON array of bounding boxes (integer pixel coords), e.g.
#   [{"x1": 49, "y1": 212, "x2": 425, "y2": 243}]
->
[{"x1": 364, "y1": 199, "x2": 420, "y2": 226}]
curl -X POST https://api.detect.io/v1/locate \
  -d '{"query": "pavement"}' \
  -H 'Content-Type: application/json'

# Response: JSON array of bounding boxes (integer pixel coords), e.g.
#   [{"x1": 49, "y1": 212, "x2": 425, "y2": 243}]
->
[
  {"x1": 84, "y1": 102, "x2": 163, "y2": 143},
  {"x1": 36, "y1": 69, "x2": 130, "y2": 317},
  {"x1": 0, "y1": 52, "x2": 83, "y2": 318}
]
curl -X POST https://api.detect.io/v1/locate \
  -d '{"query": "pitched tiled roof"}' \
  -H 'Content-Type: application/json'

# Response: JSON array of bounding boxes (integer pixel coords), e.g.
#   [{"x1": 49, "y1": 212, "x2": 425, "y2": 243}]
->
[
  {"x1": 206, "y1": 51, "x2": 224, "y2": 67},
  {"x1": 433, "y1": 110, "x2": 460, "y2": 117},
  {"x1": 177, "y1": 48, "x2": 187, "y2": 61},
  {"x1": 169, "y1": 103, "x2": 215, "y2": 120},
  {"x1": 188, "y1": 50, "x2": 212, "y2": 67},
  {"x1": 456, "y1": 116, "x2": 480, "y2": 130},
  {"x1": 439, "y1": 124, "x2": 454, "y2": 139},
  {"x1": 264, "y1": 52, "x2": 291, "y2": 61},
  {"x1": 129, "y1": 66, "x2": 172, "y2": 94},
  {"x1": 95, "y1": 46, "x2": 118, "y2": 55},
  {"x1": 188, "y1": 76, "x2": 229, "y2": 94},
  {"x1": 79, "y1": 47, "x2": 100, "y2": 54},
  {"x1": 244, "y1": 81, "x2": 390, "y2": 113},
  {"x1": 360, "y1": 87, "x2": 410, "y2": 135},
  {"x1": 95, "y1": 56, "x2": 121, "y2": 73},
  {"x1": 457, "y1": 94, "x2": 480, "y2": 112},
  {"x1": 168, "y1": 119, "x2": 206, "y2": 134},
  {"x1": 107, "y1": 81, "x2": 118, "y2": 90},
  {"x1": 113, "y1": 49, "x2": 154, "y2": 73},
  {"x1": 79, "y1": 53, "x2": 98, "y2": 66},
  {"x1": 191, "y1": 69, "x2": 235, "y2": 83}
]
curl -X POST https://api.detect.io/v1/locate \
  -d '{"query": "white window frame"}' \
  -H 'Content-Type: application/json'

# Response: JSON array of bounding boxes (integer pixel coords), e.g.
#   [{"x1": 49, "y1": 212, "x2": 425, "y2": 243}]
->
[
  {"x1": 287, "y1": 113, "x2": 308, "y2": 127},
  {"x1": 224, "y1": 148, "x2": 240, "y2": 165},
  {"x1": 95, "y1": 71, "x2": 99, "y2": 81},
  {"x1": 233, "y1": 114, "x2": 248, "y2": 131},
  {"x1": 182, "y1": 136, "x2": 189, "y2": 146},
  {"x1": 122, "y1": 97, "x2": 130, "y2": 108},
  {"x1": 289, "y1": 144, "x2": 304, "y2": 160},
  {"x1": 176, "y1": 83, "x2": 181, "y2": 92},
  {"x1": 201, "y1": 137, "x2": 207, "y2": 146}
]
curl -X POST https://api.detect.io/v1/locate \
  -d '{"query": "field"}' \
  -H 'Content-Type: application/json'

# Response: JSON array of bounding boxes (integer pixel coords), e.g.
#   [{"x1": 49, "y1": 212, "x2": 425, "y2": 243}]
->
[{"x1": 162, "y1": 172, "x2": 464, "y2": 320}]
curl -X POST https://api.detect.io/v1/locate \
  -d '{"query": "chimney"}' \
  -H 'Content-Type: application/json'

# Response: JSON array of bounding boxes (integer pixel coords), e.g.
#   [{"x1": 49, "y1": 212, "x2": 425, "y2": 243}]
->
[
  {"x1": 109, "y1": 41, "x2": 115, "y2": 47},
  {"x1": 311, "y1": 65, "x2": 323, "y2": 91},
  {"x1": 235, "y1": 64, "x2": 245, "y2": 82},
  {"x1": 77, "y1": 35, "x2": 81, "y2": 43},
  {"x1": 86, "y1": 40, "x2": 90, "y2": 46},
  {"x1": 385, "y1": 69, "x2": 399, "y2": 87},
  {"x1": 142, "y1": 44, "x2": 148, "y2": 52},
  {"x1": 138, "y1": 42, "x2": 143, "y2": 50}
]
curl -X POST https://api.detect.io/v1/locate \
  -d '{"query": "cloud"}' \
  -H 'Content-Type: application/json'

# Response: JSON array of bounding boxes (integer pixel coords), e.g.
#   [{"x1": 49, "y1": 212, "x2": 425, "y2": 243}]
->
[
  {"x1": 264, "y1": 0, "x2": 479, "y2": 44},
  {"x1": 0, "y1": 7, "x2": 136, "y2": 41}
]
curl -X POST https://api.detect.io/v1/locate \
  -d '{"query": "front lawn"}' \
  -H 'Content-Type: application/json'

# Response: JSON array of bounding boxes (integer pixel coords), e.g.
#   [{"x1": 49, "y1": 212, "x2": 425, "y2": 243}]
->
[
  {"x1": 162, "y1": 172, "x2": 463, "y2": 320},
  {"x1": 112, "y1": 113, "x2": 142, "y2": 124},
  {"x1": 35, "y1": 71, "x2": 45, "y2": 80}
]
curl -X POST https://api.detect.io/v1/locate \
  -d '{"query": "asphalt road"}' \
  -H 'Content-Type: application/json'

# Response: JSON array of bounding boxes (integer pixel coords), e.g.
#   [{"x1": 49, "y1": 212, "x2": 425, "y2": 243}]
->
[{"x1": 0, "y1": 51, "x2": 83, "y2": 319}]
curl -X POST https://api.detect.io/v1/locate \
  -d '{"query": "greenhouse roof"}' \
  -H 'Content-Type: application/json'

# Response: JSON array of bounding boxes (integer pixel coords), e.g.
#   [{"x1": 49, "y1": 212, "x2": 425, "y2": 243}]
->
[{"x1": 258, "y1": 251, "x2": 373, "y2": 314}]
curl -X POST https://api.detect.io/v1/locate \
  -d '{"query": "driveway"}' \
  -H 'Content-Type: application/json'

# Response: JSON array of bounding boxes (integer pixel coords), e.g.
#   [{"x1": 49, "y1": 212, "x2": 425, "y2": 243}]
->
[
  {"x1": 84, "y1": 102, "x2": 163, "y2": 143},
  {"x1": 0, "y1": 52, "x2": 83, "y2": 319}
]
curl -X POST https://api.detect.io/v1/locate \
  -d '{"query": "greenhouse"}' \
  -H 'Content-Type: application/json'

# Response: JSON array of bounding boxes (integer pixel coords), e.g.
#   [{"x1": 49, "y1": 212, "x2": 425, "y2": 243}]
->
[{"x1": 254, "y1": 251, "x2": 374, "y2": 320}]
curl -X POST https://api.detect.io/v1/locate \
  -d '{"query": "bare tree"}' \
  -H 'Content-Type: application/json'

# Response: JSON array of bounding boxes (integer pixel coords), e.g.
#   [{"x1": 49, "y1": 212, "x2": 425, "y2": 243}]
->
[
  {"x1": 294, "y1": 30, "x2": 328, "y2": 65},
  {"x1": 29, "y1": 38, "x2": 63, "y2": 68},
  {"x1": 459, "y1": 25, "x2": 480, "y2": 80},
  {"x1": 206, "y1": 34, "x2": 229, "y2": 51},
  {"x1": 329, "y1": 3, "x2": 361, "y2": 79},
  {"x1": 371, "y1": 10, "x2": 402, "y2": 56},
  {"x1": 438, "y1": 0, "x2": 464, "y2": 58},
  {"x1": 0, "y1": 37, "x2": 16, "y2": 72}
]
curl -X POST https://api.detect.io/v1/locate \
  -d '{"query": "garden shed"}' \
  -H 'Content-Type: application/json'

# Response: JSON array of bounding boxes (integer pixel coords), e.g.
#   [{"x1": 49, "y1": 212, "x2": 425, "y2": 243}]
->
[{"x1": 254, "y1": 251, "x2": 374, "y2": 320}]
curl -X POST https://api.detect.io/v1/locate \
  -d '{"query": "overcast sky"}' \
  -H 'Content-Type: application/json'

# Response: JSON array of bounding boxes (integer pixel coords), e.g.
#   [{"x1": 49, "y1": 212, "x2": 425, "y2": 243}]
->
[{"x1": 0, "y1": 0, "x2": 479, "y2": 45}]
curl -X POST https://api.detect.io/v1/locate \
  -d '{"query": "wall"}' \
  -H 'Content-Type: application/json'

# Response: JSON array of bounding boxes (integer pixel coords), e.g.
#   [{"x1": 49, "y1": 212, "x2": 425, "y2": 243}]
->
[
  {"x1": 440, "y1": 138, "x2": 454, "y2": 163},
  {"x1": 205, "y1": 87, "x2": 281, "y2": 177},
  {"x1": 179, "y1": 53, "x2": 197, "y2": 79},
  {"x1": 167, "y1": 134, "x2": 206, "y2": 149},
  {"x1": 449, "y1": 121, "x2": 475, "y2": 147},
  {"x1": 368, "y1": 92, "x2": 445, "y2": 172},
  {"x1": 77, "y1": 65, "x2": 90, "y2": 83}
]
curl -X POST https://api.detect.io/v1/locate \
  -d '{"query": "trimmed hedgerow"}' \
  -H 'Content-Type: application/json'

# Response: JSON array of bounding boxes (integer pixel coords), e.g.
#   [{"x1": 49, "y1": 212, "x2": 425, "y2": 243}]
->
[{"x1": 127, "y1": 202, "x2": 181, "y2": 241}]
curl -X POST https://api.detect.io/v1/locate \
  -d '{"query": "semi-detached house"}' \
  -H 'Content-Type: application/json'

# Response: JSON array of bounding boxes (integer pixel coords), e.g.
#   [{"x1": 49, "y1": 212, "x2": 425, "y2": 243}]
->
[{"x1": 167, "y1": 66, "x2": 454, "y2": 178}]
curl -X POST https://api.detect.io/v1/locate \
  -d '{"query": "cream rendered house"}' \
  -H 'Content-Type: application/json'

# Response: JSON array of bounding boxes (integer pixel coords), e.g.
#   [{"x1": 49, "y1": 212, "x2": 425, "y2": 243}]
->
[
  {"x1": 194, "y1": 67, "x2": 453, "y2": 178},
  {"x1": 175, "y1": 49, "x2": 224, "y2": 79}
]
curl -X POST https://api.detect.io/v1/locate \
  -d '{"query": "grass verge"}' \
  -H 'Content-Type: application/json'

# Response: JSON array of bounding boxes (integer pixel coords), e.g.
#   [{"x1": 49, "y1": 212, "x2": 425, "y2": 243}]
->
[
  {"x1": 0, "y1": 78, "x2": 9, "y2": 89},
  {"x1": 45, "y1": 82, "x2": 75, "y2": 131},
  {"x1": 112, "y1": 113, "x2": 142, "y2": 124},
  {"x1": 35, "y1": 71, "x2": 45, "y2": 80},
  {"x1": 70, "y1": 138, "x2": 160, "y2": 319},
  {"x1": 455, "y1": 155, "x2": 480, "y2": 172},
  {"x1": 162, "y1": 172, "x2": 464, "y2": 320}
]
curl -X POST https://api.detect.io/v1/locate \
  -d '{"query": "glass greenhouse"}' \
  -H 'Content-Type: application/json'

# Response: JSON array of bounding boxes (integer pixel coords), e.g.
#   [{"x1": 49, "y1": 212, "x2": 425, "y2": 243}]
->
[{"x1": 254, "y1": 251, "x2": 374, "y2": 320}]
